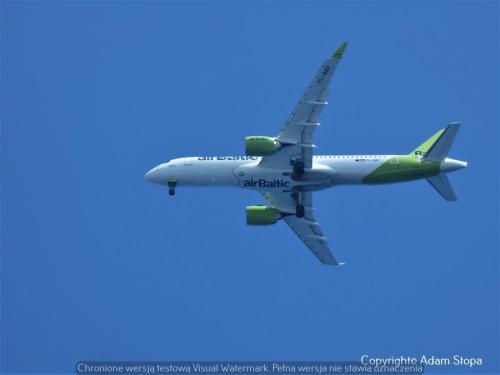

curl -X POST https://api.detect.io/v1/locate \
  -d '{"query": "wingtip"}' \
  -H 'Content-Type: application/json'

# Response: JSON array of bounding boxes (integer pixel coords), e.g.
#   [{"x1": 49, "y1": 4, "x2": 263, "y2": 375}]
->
[{"x1": 331, "y1": 42, "x2": 348, "y2": 59}]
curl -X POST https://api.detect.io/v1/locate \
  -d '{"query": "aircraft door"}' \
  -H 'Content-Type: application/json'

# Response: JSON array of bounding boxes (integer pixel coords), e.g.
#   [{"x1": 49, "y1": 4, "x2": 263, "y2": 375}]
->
[{"x1": 389, "y1": 156, "x2": 399, "y2": 164}]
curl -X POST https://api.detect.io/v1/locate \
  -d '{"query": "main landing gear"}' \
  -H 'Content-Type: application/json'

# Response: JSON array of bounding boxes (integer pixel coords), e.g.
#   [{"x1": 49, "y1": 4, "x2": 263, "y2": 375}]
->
[
  {"x1": 291, "y1": 187, "x2": 305, "y2": 218},
  {"x1": 290, "y1": 160, "x2": 305, "y2": 181},
  {"x1": 296, "y1": 204, "x2": 305, "y2": 218}
]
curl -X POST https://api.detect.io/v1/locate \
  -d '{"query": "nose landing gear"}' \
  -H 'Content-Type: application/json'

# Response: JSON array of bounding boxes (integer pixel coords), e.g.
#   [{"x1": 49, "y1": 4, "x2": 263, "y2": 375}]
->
[{"x1": 168, "y1": 179, "x2": 177, "y2": 196}]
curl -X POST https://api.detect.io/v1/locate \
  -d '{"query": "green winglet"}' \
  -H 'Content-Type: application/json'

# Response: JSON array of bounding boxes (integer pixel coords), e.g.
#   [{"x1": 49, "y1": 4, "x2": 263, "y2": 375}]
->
[{"x1": 332, "y1": 42, "x2": 348, "y2": 59}]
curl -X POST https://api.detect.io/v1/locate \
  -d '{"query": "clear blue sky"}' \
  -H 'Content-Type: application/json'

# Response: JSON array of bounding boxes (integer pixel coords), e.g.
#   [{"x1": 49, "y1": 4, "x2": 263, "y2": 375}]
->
[{"x1": 1, "y1": 1, "x2": 498, "y2": 373}]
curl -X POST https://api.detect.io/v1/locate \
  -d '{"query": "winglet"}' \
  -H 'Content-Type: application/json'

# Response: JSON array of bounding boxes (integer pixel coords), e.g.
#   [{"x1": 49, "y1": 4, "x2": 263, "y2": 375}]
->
[{"x1": 331, "y1": 42, "x2": 348, "y2": 59}]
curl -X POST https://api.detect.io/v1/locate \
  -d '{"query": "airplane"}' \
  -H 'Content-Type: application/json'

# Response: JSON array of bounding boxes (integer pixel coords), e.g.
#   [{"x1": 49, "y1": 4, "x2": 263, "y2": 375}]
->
[{"x1": 145, "y1": 42, "x2": 467, "y2": 265}]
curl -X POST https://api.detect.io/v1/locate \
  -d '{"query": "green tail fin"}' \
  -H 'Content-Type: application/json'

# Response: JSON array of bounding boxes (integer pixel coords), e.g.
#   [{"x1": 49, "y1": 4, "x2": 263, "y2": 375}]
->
[{"x1": 410, "y1": 128, "x2": 445, "y2": 157}]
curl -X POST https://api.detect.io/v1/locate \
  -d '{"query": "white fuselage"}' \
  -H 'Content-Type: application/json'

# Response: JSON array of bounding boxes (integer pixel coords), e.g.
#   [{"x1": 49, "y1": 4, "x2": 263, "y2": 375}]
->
[{"x1": 145, "y1": 155, "x2": 394, "y2": 192}]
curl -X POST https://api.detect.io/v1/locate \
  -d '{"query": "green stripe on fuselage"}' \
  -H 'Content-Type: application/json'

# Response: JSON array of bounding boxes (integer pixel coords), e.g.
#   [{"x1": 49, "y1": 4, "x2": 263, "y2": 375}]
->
[{"x1": 362, "y1": 156, "x2": 440, "y2": 184}]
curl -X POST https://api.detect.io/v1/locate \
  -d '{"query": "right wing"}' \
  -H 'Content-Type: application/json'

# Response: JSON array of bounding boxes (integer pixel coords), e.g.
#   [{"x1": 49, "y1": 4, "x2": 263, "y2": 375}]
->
[{"x1": 262, "y1": 191, "x2": 343, "y2": 265}]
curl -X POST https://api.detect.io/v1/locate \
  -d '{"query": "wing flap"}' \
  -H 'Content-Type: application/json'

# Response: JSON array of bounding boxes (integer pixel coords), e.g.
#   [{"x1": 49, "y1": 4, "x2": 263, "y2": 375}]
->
[
  {"x1": 261, "y1": 191, "x2": 342, "y2": 265},
  {"x1": 284, "y1": 216, "x2": 340, "y2": 265}
]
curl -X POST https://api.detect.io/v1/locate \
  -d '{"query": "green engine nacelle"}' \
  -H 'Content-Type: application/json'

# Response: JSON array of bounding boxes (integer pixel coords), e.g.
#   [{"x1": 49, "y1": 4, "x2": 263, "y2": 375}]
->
[
  {"x1": 245, "y1": 136, "x2": 280, "y2": 156},
  {"x1": 246, "y1": 205, "x2": 278, "y2": 225}
]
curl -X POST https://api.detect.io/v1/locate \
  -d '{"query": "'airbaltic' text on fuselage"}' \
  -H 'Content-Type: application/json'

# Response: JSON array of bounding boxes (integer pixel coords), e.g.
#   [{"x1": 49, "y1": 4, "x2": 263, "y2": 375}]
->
[
  {"x1": 197, "y1": 156, "x2": 259, "y2": 161},
  {"x1": 243, "y1": 179, "x2": 290, "y2": 188}
]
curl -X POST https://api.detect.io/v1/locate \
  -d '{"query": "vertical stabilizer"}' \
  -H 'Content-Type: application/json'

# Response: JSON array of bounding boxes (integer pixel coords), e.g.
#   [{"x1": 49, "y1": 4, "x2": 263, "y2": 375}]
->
[{"x1": 411, "y1": 122, "x2": 461, "y2": 160}]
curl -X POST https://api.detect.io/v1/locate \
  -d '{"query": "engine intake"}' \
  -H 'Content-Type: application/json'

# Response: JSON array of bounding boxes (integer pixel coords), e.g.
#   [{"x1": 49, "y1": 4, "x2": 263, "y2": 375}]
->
[
  {"x1": 246, "y1": 205, "x2": 278, "y2": 225},
  {"x1": 245, "y1": 136, "x2": 280, "y2": 156}
]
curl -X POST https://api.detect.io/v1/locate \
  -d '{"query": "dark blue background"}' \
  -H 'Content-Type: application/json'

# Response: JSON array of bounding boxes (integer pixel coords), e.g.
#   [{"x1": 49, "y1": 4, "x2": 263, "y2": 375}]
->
[{"x1": 1, "y1": 2, "x2": 498, "y2": 373}]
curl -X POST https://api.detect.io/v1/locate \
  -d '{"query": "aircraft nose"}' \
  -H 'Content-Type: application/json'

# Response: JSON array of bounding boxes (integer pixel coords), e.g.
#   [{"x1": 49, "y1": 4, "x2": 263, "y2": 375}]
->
[{"x1": 145, "y1": 167, "x2": 160, "y2": 184}]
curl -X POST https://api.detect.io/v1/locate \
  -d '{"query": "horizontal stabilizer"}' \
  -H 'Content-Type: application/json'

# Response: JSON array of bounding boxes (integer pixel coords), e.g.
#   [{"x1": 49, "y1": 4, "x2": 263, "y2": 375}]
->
[{"x1": 426, "y1": 174, "x2": 457, "y2": 201}]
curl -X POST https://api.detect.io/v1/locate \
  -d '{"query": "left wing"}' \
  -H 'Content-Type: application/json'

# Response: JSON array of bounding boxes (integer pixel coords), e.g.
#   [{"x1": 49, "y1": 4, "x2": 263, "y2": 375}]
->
[
  {"x1": 261, "y1": 191, "x2": 343, "y2": 265},
  {"x1": 260, "y1": 42, "x2": 348, "y2": 170}
]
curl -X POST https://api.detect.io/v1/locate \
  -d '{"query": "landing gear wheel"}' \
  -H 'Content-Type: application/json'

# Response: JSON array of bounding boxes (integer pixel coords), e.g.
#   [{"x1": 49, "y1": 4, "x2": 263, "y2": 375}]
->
[
  {"x1": 296, "y1": 204, "x2": 305, "y2": 218},
  {"x1": 293, "y1": 160, "x2": 305, "y2": 170},
  {"x1": 167, "y1": 180, "x2": 177, "y2": 196}
]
